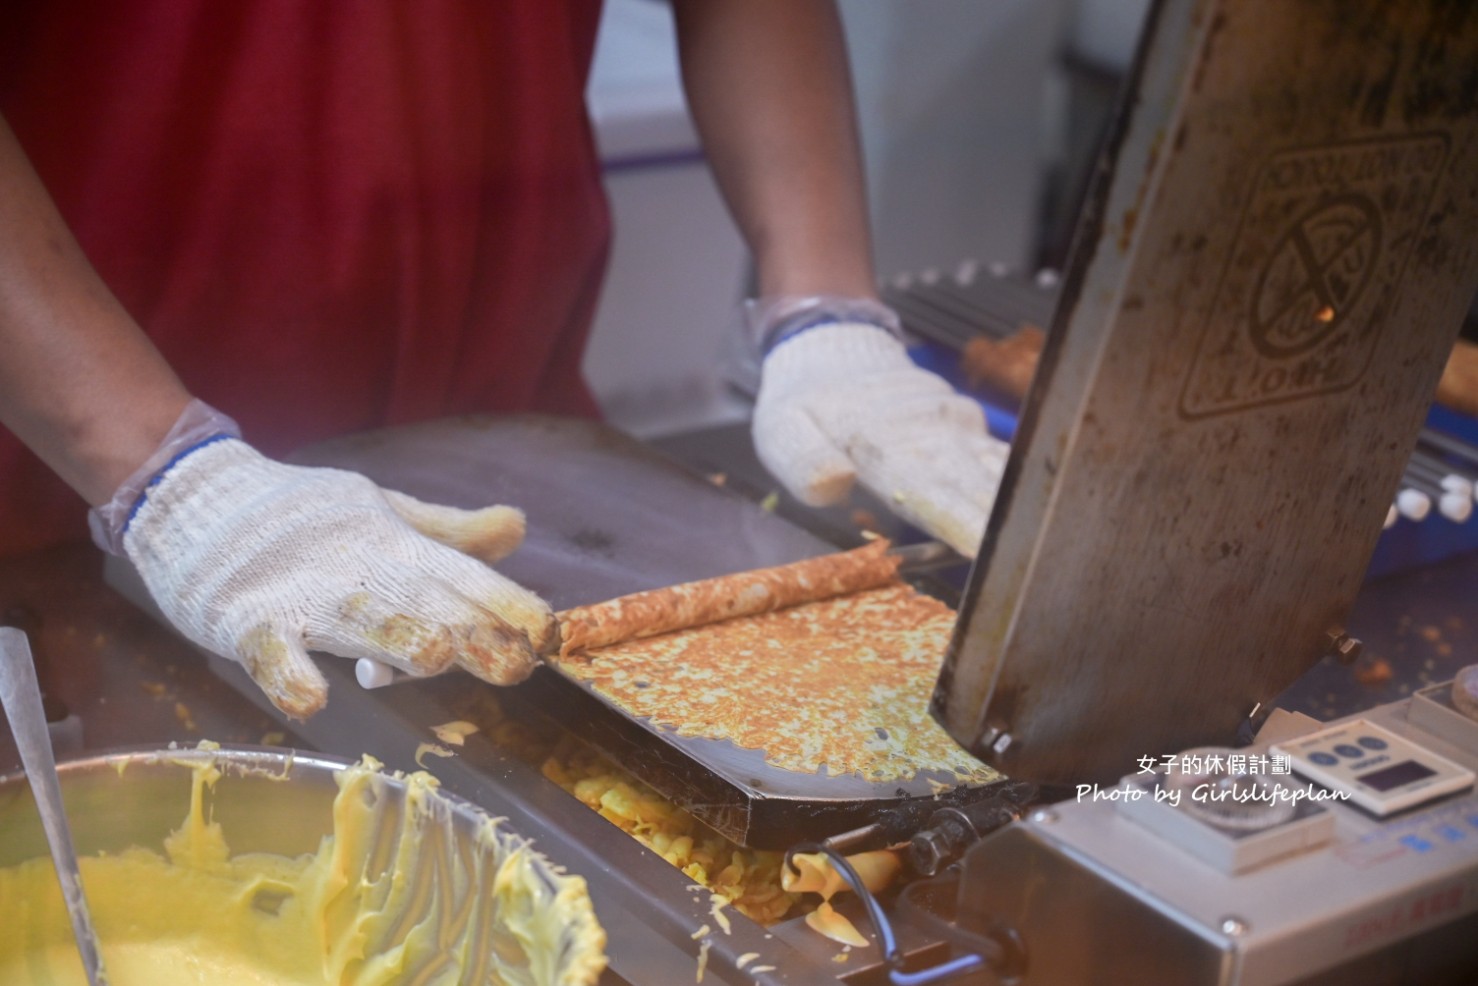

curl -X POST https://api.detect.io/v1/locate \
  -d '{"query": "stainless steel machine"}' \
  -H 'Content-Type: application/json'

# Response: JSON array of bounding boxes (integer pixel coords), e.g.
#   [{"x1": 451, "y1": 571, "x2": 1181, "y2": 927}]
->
[
  {"x1": 934, "y1": 690, "x2": 1478, "y2": 984},
  {"x1": 923, "y1": 0, "x2": 1478, "y2": 983},
  {"x1": 87, "y1": 1, "x2": 1478, "y2": 983},
  {"x1": 937, "y1": 0, "x2": 1478, "y2": 786}
]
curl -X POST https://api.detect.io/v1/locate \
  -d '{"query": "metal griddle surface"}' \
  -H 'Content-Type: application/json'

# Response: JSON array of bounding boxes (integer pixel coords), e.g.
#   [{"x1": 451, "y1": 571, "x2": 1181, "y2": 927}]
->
[
  {"x1": 292, "y1": 414, "x2": 823, "y2": 608},
  {"x1": 289, "y1": 415, "x2": 992, "y2": 848}
]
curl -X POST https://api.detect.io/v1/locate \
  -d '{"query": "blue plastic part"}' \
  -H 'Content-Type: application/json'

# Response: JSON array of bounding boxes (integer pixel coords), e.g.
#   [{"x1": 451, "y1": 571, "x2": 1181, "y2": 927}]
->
[
  {"x1": 911, "y1": 336, "x2": 1478, "y2": 581},
  {"x1": 1366, "y1": 404, "x2": 1478, "y2": 580},
  {"x1": 907, "y1": 341, "x2": 1020, "y2": 441}
]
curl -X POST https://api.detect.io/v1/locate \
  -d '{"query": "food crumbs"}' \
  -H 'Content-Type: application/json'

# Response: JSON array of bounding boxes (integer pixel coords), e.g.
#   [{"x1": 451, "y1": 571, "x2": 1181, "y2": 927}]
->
[
  {"x1": 1353, "y1": 657, "x2": 1393, "y2": 687},
  {"x1": 690, "y1": 924, "x2": 711, "y2": 940},
  {"x1": 696, "y1": 939, "x2": 711, "y2": 982},
  {"x1": 431, "y1": 720, "x2": 480, "y2": 747},
  {"x1": 141, "y1": 681, "x2": 168, "y2": 699},
  {"x1": 759, "y1": 491, "x2": 780, "y2": 513},
  {"x1": 805, "y1": 901, "x2": 869, "y2": 948},
  {"x1": 736, "y1": 952, "x2": 759, "y2": 969},
  {"x1": 751, "y1": 966, "x2": 776, "y2": 974},
  {"x1": 414, "y1": 742, "x2": 455, "y2": 767},
  {"x1": 710, "y1": 895, "x2": 733, "y2": 935},
  {"x1": 260, "y1": 731, "x2": 286, "y2": 747},
  {"x1": 174, "y1": 702, "x2": 197, "y2": 732},
  {"x1": 833, "y1": 951, "x2": 850, "y2": 963}
]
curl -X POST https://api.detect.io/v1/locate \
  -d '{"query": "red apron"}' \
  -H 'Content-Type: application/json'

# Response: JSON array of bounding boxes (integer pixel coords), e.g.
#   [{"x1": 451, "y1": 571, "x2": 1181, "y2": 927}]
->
[{"x1": 0, "y1": 0, "x2": 610, "y2": 556}]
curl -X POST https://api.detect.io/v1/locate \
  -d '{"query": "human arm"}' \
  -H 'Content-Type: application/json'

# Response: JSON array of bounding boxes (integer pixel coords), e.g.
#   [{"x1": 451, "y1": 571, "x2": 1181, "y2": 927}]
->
[
  {"x1": 0, "y1": 114, "x2": 552, "y2": 716},
  {"x1": 670, "y1": 0, "x2": 874, "y2": 299},
  {"x1": 0, "y1": 114, "x2": 192, "y2": 505},
  {"x1": 669, "y1": 2, "x2": 1008, "y2": 556}
]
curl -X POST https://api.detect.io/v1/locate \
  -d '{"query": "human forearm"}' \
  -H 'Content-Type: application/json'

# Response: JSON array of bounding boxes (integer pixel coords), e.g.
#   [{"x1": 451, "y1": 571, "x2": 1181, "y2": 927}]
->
[
  {"x1": 685, "y1": 6, "x2": 1009, "y2": 555},
  {"x1": 0, "y1": 114, "x2": 191, "y2": 505},
  {"x1": 671, "y1": 0, "x2": 876, "y2": 299}
]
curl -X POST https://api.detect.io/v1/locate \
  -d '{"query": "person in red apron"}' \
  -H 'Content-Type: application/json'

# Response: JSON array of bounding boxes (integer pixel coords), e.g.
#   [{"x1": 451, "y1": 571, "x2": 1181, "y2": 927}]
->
[{"x1": 0, "y1": 0, "x2": 1005, "y2": 717}]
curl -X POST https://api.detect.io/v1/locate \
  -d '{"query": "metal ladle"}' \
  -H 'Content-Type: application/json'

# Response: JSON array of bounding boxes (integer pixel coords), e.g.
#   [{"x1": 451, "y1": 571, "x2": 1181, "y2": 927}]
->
[{"x1": 0, "y1": 627, "x2": 109, "y2": 985}]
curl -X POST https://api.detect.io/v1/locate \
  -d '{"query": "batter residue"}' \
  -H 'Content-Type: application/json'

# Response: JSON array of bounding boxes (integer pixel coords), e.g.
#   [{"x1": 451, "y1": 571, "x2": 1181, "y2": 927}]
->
[{"x1": 0, "y1": 751, "x2": 606, "y2": 985}]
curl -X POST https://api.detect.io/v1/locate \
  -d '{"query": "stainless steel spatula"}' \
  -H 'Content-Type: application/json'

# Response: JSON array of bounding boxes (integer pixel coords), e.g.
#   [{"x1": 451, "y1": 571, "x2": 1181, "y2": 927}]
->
[{"x1": 0, "y1": 627, "x2": 108, "y2": 985}]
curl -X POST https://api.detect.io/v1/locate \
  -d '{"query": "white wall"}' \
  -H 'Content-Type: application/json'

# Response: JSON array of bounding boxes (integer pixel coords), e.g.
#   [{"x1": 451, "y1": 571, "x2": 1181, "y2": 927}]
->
[
  {"x1": 581, "y1": 0, "x2": 749, "y2": 437},
  {"x1": 582, "y1": 0, "x2": 1073, "y2": 436},
  {"x1": 840, "y1": 0, "x2": 1070, "y2": 279}
]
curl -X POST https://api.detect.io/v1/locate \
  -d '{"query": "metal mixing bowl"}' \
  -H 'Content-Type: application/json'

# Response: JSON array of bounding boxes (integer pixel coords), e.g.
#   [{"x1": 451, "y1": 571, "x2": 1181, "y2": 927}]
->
[
  {"x1": 0, "y1": 746, "x2": 345, "y2": 863},
  {"x1": 0, "y1": 745, "x2": 606, "y2": 985}
]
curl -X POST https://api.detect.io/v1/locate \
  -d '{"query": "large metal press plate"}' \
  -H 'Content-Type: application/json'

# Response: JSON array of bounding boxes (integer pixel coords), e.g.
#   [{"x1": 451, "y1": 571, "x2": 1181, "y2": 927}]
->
[{"x1": 935, "y1": 0, "x2": 1478, "y2": 784}]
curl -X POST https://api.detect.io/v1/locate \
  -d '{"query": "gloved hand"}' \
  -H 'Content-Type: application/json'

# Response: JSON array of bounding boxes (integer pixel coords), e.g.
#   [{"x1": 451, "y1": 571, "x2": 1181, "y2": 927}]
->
[
  {"x1": 752, "y1": 306, "x2": 1009, "y2": 557},
  {"x1": 92, "y1": 404, "x2": 554, "y2": 719}
]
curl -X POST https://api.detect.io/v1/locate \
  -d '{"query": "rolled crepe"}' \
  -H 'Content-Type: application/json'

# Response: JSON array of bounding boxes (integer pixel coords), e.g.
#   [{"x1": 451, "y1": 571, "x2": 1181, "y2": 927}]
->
[
  {"x1": 556, "y1": 540, "x2": 900, "y2": 657},
  {"x1": 961, "y1": 324, "x2": 1045, "y2": 409},
  {"x1": 1436, "y1": 339, "x2": 1478, "y2": 418}
]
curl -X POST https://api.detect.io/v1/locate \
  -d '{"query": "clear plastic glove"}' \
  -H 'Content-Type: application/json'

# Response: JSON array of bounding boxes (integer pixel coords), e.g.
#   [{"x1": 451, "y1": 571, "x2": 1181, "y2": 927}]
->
[
  {"x1": 97, "y1": 416, "x2": 553, "y2": 719},
  {"x1": 753, "y1": 320, "x2": 1009, "y2": 557}
]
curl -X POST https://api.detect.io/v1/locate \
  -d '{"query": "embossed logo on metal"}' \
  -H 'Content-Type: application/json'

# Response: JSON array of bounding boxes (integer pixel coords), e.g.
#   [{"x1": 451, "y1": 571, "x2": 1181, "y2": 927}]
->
[{"x1": 1179, "y1": 134, "x2": 1448, "y2": 419}]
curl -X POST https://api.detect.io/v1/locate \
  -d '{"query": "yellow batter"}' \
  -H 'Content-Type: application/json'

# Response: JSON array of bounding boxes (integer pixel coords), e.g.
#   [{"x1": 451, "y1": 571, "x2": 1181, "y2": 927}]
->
[{"x1": 0, "y1": 752, "x2": 606, "y2": 986}]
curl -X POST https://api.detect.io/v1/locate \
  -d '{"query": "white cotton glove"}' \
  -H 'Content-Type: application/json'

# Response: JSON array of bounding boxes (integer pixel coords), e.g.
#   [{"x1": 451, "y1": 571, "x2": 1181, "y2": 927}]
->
[
  {"x1": 753, "y1": 321, "x2": 1009, "y2": 557},
  {"x1": 113, "y1": 435, "x2": 555, "y2": 719}
]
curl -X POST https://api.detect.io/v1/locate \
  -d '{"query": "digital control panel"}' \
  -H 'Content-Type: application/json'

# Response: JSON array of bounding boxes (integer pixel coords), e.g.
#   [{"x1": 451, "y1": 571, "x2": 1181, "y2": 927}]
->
[{"x1": 1271, "y1": 719, "x2": 1474, "y2": 816}]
